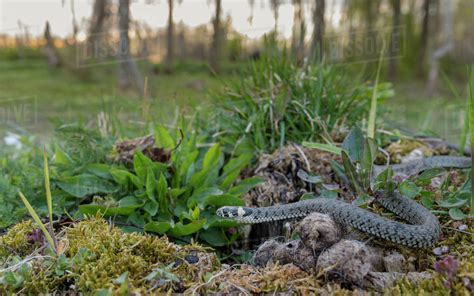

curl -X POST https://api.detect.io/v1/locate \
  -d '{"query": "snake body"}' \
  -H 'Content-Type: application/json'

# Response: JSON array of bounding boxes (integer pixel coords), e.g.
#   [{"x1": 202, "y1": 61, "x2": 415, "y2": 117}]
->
[{"x1": 217, "y1": 156, "x2": 471, "y2": 248}]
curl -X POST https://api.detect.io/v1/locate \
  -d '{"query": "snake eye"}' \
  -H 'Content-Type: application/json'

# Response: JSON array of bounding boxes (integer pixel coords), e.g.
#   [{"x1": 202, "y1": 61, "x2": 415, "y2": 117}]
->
[{"x1": 217, "y1": 207, "x2": 233, "y2": 218}]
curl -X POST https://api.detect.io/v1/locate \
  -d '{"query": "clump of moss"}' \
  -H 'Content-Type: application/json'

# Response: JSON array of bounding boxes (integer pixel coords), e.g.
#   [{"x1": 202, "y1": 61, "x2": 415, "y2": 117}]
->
[
  {"x1": 0, "y1": 220, "x2": 38, "y2": 260},
  {"x1": 0, "y1": 217, "x2": 220, "y2": 294}
]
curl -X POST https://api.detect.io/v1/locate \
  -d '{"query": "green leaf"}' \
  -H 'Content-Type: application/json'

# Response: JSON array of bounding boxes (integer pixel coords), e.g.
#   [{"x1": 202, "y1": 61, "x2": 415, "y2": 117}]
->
[
  {"x1": 297, "y1": 170, "x2": 323, "y2": 184},
  {"x1": 399, "y1": 181, "x2": 421, "y2": 199},
  {"x1": 79, "y1": 196, "x2": 144, "y2": 216},
  {"x1": 133, "y1": 151, "x2": 153, "y2": 183},
  {"x1": 342, "y1": 126, "x2": 365, "y2": 162},
  {"x1": 437, "y1": 198, "x2": 468, "y2": 208},
  {"x1": 416, "y1": 168, "x2": 444, "y2": 183},
  {"x1": 449, "y1": 208, "x2": 468, "y2": 220},
  {"x1": 85, "y1": 163, "x2": 113, "y2": 180},
  {"x1": 144, "y1": 200, "x2": 159, "y2": 216},
  {"x1": 199, "y1": 228, "x2": 229, "y2": 246},
  {"x1": 54, "y1": 144, "x2": 73, "y2": 165},
  {"x1": 110, "y1": 169, "x2": 143, "y2": 188},
  {"x1": 144, "y1": 221, "x2": 172, "y2": 234},
  {"x1": 18, "y1": 192, "x2": 56, "y2": 252},
  {"x1": 202, "y1": 144, "x2": 222, "y2": 172},
  {"x1": 203, "y1": 194, "x2": 245, "y2": 208},
  {"x1": 302, "y1": 142, "x2": 342, "y2": 155},
  {"x1": 146, "y1": 167, "x2": 157, "y2": 201},
  {"x1": 352, "y1": 194, "x2": 371, "y2": 207},
  {"x1": 157, "y1": 173, "x2": 168, "y2": 203},
  {"x1": 420, "y1": 192, "x2": 434, "y2": 209},
  {"x1": 168, "y1": 219, "x2": 206, "y2": 237},
  {"x1": 154, "y1": 124, "x2": 175, "y2": 149},
  {"x1": 341, "y1": 150, "x2": 362, "y2": 195},
  {"x1": 367, "y1": 41, "x2": 385, "y2": 139},
  {"x1": 219, "y1": 154, "x2": 253, "y2": 189},
  {"x1": 56, "y1": 174, "x2": 118, "y2": 198},
  {"x1": 228, "y1": 177, "x2": 263, "y2": 196},
  {"x1": 188, "y1": 187, "x2": 223, "y2": 208}
]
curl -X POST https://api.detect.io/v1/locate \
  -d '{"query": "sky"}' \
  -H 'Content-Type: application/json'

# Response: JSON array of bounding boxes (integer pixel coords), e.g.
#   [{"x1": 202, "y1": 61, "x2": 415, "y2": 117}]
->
[{"x1": 0, "y1": 0, "x2": 315, "y2": 39}]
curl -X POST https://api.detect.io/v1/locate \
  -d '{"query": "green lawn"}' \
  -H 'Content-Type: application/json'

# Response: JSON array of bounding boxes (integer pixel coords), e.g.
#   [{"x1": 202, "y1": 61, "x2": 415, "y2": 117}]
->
[{"x1": 0, "y1": 59, "x2": 233, "y2": 139}]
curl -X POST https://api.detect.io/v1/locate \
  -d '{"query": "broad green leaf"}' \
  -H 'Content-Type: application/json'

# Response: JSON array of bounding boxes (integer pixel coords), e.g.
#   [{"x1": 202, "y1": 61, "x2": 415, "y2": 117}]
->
[
  {"x1": 302, "y1": 142, "x2": 342, "y2": 155},
  {"x1": 342, "y1": 126, "x2": 365, "y2": 162},
  {"x1": 79, "y1": 196, "x2": 144, "y2": 216},
  {"x1": 219, "y1": 154, "x2": 253, "y2": 188},
  {"x1": 154, "y1": 125, "x2": 175, "y2": 149},
  {"x1": 202, "y1": 144, "x2": 222, "y2": 172},
  {"x1": 144, "y1": 200, "x2": 159, "y2": 216},
  {"x1": 320, "y1": 189, "x2": 338, "y2": 199},
  {"x1": 203, "y1": 194, "x2": 245, "y2": 208},
  {"x1": 85, "y1": 163, "x2": 113, "y2": 180},
  {"x1": 134, "y1": 151, "x2": 153, "y2": 183},
  {"x1": 188, "y1": 187, "x2": 223, "y2": 208},
  {"x1": 199, "y1": 228, "x2": 229, "y2": 247},
  {"x1": 352, "y1": 194, "x2": 371, "y2": 207},
  {"x1": 54, "y1": 145, "x2": 73, "y2": 165},
  {"x1": 399, "y1": 181, "x2": 421, "y2": 199},
  {"x1": 205, "y1": 216, "x2": 240, "y2": 228},
  {"x1": 437, "y1": 198, "x2": 468, "y2": 208},
  {"x1": 228, "y1": 177, "x2": 263, "y2": 196},
  {"x1": 449, "y1": 208, "x2": 468, "y2": 220},
  {"x1": 144, "y1": 221, "x2": 172, "y2": 234},
  {"x1": 56, "y1": 174, "x2": 117, "y2": 198},
  {"x1": 420, "y1": 192, "x2": 434, "y2": 209},
  {"x1": 146, "y1": 167, "x2": 157, "y2": 201},
  {"x1": 110, "y1": 169, "x2": 143, "y2": 188},
  {"x1": 168, "y1": 219, "x2": 206, "y2": 237},
  {"x1": 157, "y1": 173, "x2": 168, "y2": 203}
]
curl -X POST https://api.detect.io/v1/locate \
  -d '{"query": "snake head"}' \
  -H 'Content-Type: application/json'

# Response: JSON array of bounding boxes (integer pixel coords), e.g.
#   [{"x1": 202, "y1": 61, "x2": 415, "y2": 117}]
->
[{"x1": 217, "y1": 206, "x2": 252, "y2": 220}]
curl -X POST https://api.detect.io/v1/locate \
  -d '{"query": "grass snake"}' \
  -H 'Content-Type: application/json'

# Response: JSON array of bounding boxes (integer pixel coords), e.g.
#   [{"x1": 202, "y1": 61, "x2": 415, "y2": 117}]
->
[{"x1": 217, "y1": 156, "x2": 471, "y2": 248}]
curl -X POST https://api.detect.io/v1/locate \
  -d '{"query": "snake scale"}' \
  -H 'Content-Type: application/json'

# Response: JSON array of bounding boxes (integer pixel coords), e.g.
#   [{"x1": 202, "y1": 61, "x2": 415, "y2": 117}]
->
[{"x1": 217, "y1": 156, "x2": 471, "y2": 248}]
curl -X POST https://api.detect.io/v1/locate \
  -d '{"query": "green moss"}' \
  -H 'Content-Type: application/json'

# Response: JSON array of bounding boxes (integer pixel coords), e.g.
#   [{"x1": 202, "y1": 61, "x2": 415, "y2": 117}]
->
[
  {"x1": 0, "y1": 220, "x2": 38, "y2": 261},
  {"x1": 0, "y1": 217, "x2": 220, "y2": 294}
]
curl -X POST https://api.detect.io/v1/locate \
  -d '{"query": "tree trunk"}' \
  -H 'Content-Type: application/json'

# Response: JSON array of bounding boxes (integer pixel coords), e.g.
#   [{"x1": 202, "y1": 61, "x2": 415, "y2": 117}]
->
[
  {"x1": 310, "y1": 0, "x2": 325, "y2": 61},
  {"x1": 118, "y1": 0, "x2": 144, "y2": 95},
  {"x1": 165, "y1": 0, "x2": 174, "y2": 74},
  {"x1": 388, "y1": 0, "x2": 401, "y2": 80},
  {"x1": 291, "y1": 0, "x2": 306, "y2": 64},
  {"x1": 88, "y1": 0, "x2": 108, "y2": 47},
  {"x1": 209, "y1": 0, "x2": 222, "y2": 74},
  {"x1": 426, "y1": 1, "x2": 453, "y2": 96},
  {"x1": 418, "y1": 0, "x2": 431, "y2": 76},
  {"x1": 43, "y1": 21, "x2": 61, "y2": 68}
]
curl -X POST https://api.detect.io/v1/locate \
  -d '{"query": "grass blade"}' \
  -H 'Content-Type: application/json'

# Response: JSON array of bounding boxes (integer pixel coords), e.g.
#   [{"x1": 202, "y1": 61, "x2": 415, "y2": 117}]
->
[
  {"x1": 19, "y1": 191, "x2": 56, "y2": 252},
  {"x1": 469, "y1": 66, "x2": 474, "y2": 217},
  {"x1": 302, "y1": 141, "x2": 342, "y2": 155},
  {"x1": 367, "y1": 40, "x2": 386, "y2": 139},
  {"x1": 43, "y1": 148, "x2": 53, "y2": 228}
]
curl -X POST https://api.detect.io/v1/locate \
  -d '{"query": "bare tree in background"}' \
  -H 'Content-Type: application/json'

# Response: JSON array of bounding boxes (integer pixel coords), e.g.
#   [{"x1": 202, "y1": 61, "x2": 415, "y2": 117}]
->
[
  {"x1": 310, "y1": 0, "x2": 325, "y2": 61},
  {"x1": 270, "y1": 0, "x2": 280, "y2": 32},
  {"x1": 418, "y1": 0, "x2": 431, "y2": 76},
  {"x1": 88, "y1": 0, "x2": 108, "y2": 47},
  {"x1": 388, "y1": 0, "x2": 401, "y2": 80},
  {"x1": 292, "y1": 0, "x2": 306, "y2": 64},
  {"x1": 118, "y1": 0, "x2": 144, "y2": 95},
  {"x1": 426, "y1": 1, "x2": 454, "y2": 96},
  {"x1": 43, "y1": 21, "x2": 61, "y2": 68},
  {"x1": 209, "y1": 0, "x2": 222, "y2": 74},
  {"x1": 165, "y1": 0, "x2": 177, "y2": 73}
]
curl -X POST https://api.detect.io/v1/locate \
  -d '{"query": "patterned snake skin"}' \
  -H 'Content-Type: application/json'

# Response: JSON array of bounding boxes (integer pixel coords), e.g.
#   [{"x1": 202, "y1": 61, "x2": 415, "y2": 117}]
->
[{"x1": 217, "y1": 156, "x2": 471, "y2": 248}]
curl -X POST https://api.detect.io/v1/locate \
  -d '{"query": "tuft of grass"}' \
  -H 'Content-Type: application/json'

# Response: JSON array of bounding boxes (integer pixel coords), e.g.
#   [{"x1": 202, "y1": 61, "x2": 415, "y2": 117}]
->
[
  {"x1": 211, "y1": 53, "x2": 393, "y2": 156},
  {"x1": 367, "y1": 40, "x2": 386, "y2": 139}
]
